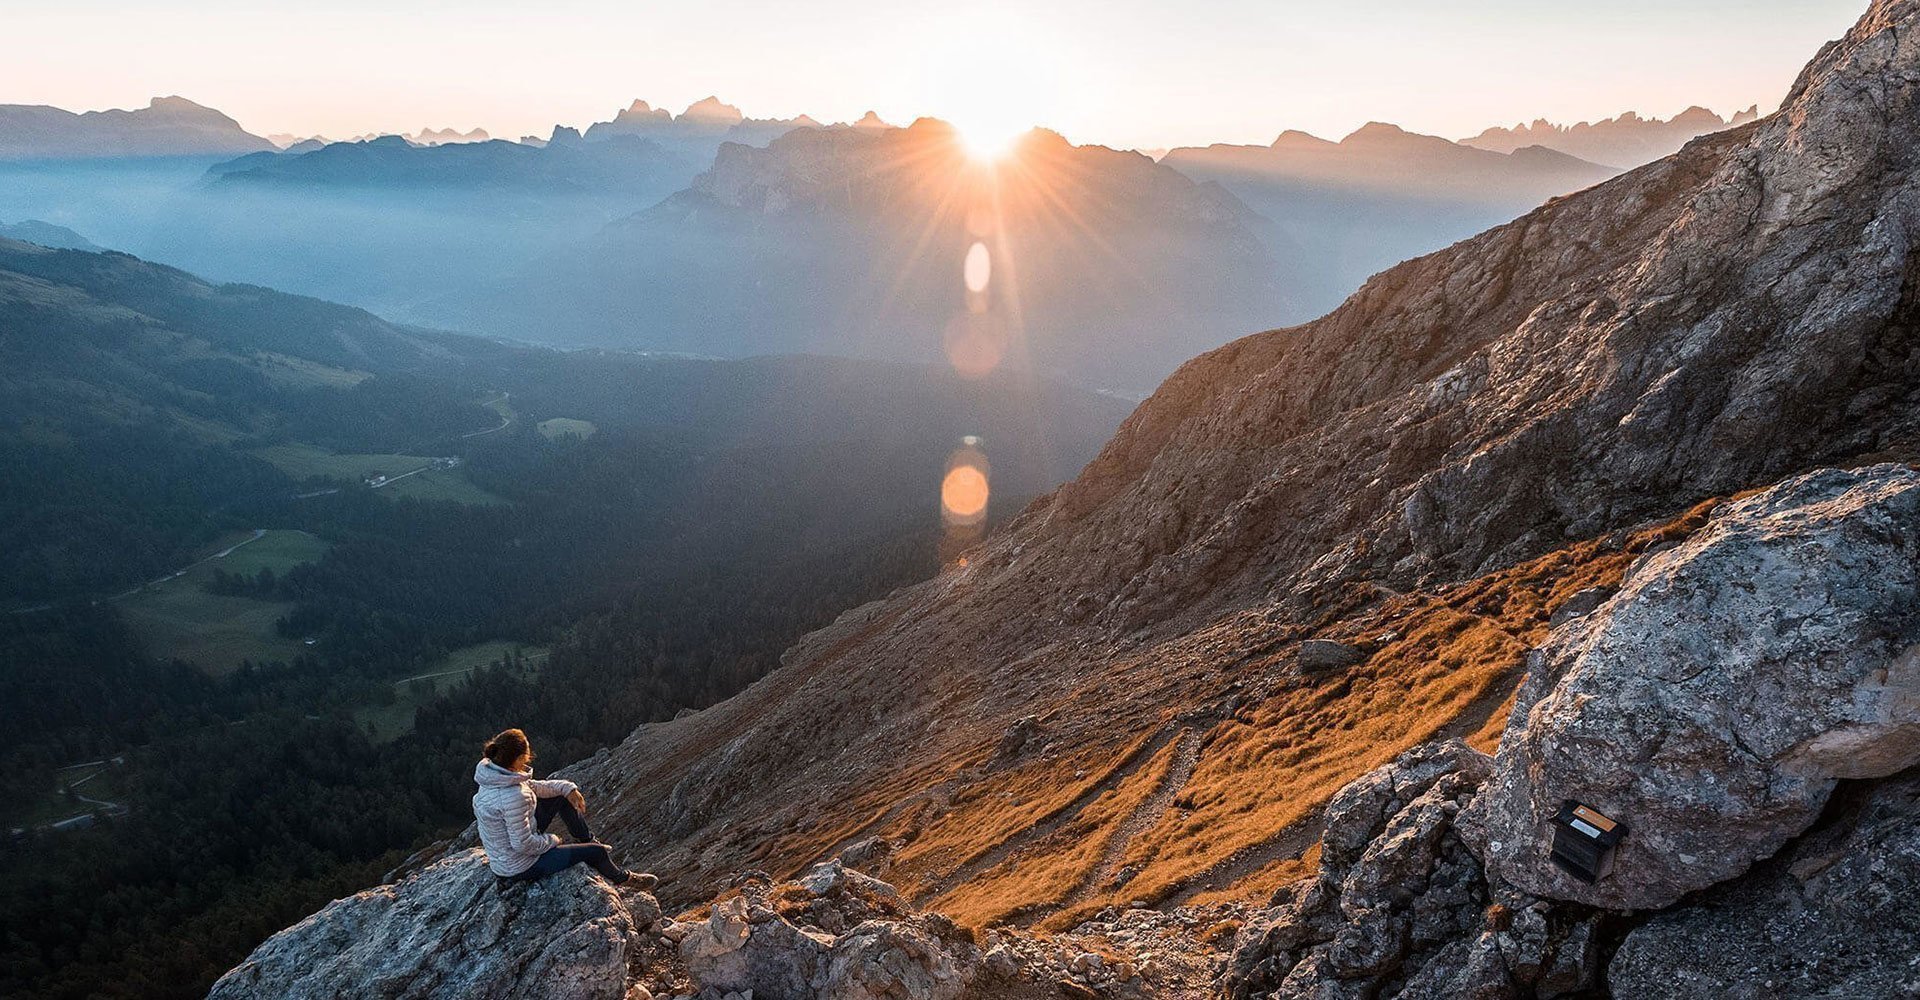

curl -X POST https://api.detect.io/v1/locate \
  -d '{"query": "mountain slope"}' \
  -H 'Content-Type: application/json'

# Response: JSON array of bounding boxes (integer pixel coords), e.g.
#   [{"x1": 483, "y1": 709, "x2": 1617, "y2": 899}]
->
[
  {"x1": 0, "y1": 236, "x2": 497, "y2": 600},
  {"x1": 559, "y1": 0, "x2": 1920, "y2": 934},
  {"x1": 0, "y1": 235, "x2": 473, "y2": 447},
  {"x1": 0, "y1": 219, "x2": 100, "y2": 251}
]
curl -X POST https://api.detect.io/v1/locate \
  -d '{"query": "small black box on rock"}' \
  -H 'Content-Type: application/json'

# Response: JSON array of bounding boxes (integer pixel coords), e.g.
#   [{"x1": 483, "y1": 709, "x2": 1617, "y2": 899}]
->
[{"x1": 1549, "y1": 800, "x2": 1626, "y2": 883}]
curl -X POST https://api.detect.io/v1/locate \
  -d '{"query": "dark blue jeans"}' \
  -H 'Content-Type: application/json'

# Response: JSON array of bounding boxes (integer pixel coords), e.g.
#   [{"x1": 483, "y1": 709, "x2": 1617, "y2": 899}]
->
[{"x1": 510, "y1": 795, "x2": 627, "y2": 884}]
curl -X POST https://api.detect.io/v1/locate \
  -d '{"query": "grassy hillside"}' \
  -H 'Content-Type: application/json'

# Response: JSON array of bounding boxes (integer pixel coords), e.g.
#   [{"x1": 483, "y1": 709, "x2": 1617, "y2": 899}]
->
[{"x1": 117, "y1": 529, "x2": 328, "y2": 673}]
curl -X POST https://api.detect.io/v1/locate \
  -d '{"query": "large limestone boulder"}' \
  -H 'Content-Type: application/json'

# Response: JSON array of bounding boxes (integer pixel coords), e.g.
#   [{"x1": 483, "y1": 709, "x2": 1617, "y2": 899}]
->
[
  {"x1": 1607, "y1": 769, "x2": 1920, "y2": 999},
  {"x1": 1463, "y1": 465, "x2": 1920, "y2": 908},
  {"x1": 677, "y1": 865, "x2": 983, "y2": 999},
  {"x1": 209, "y1": 848, "x2": 641, "y2": 1000},
  {"x1": 678, "y1": 894, "x2": 834, "y2": 997}
]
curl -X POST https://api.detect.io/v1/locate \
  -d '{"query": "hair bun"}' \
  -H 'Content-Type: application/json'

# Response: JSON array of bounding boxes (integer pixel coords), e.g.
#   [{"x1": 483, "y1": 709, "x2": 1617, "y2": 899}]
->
[{"x1": 483, "y1": 727, "x2": 530, "y2": 767}]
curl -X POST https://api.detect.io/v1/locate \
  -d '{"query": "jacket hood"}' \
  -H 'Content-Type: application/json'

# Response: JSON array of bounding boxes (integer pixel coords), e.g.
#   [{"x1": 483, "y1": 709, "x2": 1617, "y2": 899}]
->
[{"x1": 474, "y1": 759, "x2": 529, "y2": 788}]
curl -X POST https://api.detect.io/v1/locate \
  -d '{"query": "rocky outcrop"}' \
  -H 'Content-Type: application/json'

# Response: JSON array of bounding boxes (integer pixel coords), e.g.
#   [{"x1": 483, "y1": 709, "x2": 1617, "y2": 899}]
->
[
  {"x1": 214, "y1": 847, "x2": 1014, "y2": 1000},
  {"x1": 209, "y1": 849, "x2": 642, "y2": 1000},
  {"x1": 1227, "y1": 465, "x2": 1920, "y2": 997},
  {"x1": 1608, "y1": 769, "x2": 1920, "y2": 999},
  {"x1": 1465, "y1": 465, "x2": 1920, "y2": 908},
  {"x1": 677, "y1": 863, "x2": 983, "y2": 999},
  {"x1": 1297, "y1": 639, "x2": 1366, "y2": 673},
  {"x1": 1224, "y1": 742, "x2": 1610, "y2": 1000}
]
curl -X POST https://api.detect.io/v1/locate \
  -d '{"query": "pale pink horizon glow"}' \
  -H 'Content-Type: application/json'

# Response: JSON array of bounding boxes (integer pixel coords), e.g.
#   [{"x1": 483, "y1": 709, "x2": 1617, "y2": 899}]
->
[{"x1": 1, "y1": 0, "x2": 1867, "y2": 152}]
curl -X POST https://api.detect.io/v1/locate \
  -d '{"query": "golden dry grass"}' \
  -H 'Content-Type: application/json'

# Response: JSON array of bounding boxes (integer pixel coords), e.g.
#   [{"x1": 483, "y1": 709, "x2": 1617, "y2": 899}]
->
[
  {"x1": 928, "y1": 735, "x2": 1183, "y2": 925},
  {"x1": 894, "y1": 499, "x2": 1722, "y2": 925},
  {"x1": 1182, "y1": 844, "x2": 1320, "y2": 911}
]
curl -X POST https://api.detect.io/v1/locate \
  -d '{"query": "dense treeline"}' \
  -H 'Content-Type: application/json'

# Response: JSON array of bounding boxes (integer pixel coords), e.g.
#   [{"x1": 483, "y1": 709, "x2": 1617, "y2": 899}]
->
[
  {"x1": 0, "y1": 418, "x2": 964, "y2": 999},
  {"x1": 0, "y1": 522, "x2": 942, "y2": 999},
  {"x1": 0, "y1": 424, "x2": 285, "y2": 602}
]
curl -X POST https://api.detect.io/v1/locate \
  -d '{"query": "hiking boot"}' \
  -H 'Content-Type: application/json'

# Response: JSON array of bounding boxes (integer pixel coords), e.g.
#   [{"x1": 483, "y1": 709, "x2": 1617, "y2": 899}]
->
[{"x1": 622, "y1": 871, "x2": 659, "y2": 891}]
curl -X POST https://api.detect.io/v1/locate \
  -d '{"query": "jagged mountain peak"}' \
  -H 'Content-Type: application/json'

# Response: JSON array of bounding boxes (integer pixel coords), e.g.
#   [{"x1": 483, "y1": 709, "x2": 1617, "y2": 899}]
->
[
  {"x1": 680, "y1": 95, "x2": 745, "y2": 124},
  {"x1": 1269, "y1": 127, "x2": 1335, "y2": 149},
  {"x1": 144, "y1": 94, "x2": 215, "y2": 113},
  {"x1": 1460, "y1": 102, "x2": 1766, "y2": 167}
]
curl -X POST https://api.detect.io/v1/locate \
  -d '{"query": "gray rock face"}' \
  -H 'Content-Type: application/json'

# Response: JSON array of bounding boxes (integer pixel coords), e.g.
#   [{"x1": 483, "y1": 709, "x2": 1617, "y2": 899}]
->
[
  {"x1": 679, "y1": 895, "x2": 833, "y2": 997},
  {"x1": 209, "y1": 849, "x2": 640, "y2": 1000},
  {"x1": 1297, "y1": 639, "x2": 1366, "y2": 674},
  {"x1": 835, "y1": 836, "x2": 900, "y2": 875},
  {"x1": 1608, "y1": 769, "x2": 1920, "y2": 999},
  {"x1": 1464, "y1": 466, "x2": 1920, "y2": 908},
  {"x1": 677, "y1": 865, "x2": 982, "y2": 1000},
  {"x1": 1229, "y1": 742, "x2": 1507, "y2": 999},
  {"x1": 1545, "y1": 586, "x2": 1612, "y2": 627},
  {"x1": 1225, "y1": 740, "x2": 1619, "y2": 1000}
]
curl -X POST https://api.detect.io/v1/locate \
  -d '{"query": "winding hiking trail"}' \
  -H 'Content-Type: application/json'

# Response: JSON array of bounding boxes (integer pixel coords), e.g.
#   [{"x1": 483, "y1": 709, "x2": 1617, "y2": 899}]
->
[
  {"x1": 910, "y1": 721, "x2": 1197, "y2": 908},
  {"x1": 1050, "y1": 726, "x2": 1208, "y2": 911}
]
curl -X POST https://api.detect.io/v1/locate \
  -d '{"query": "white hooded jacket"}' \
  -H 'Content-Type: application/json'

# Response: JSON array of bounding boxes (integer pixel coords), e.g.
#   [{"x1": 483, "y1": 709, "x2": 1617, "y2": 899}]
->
[{"x1": 472, "y1": 758, "x2": 578, "y2": 876}]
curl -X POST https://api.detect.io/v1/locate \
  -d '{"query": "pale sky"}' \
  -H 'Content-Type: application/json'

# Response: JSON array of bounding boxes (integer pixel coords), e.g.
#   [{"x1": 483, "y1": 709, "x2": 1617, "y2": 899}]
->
[{"x1": 0, "y1": 0, "x2": 1868, "y2": 150}]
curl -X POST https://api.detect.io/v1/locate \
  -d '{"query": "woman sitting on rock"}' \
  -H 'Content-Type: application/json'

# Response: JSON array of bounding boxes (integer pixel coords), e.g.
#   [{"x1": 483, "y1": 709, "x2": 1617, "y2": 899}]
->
[{"x1": 472, "y1": 727, "x2": 656, "y2": 889}]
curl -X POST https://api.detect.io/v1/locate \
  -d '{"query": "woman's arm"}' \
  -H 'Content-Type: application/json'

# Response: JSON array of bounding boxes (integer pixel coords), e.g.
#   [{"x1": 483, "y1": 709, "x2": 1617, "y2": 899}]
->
[
  {"x1": 503, "y1": 789, "x2": 560, "y2": 853},
  {"x1": 527, "y1": 777, "x2": 578, "y2": 799}
]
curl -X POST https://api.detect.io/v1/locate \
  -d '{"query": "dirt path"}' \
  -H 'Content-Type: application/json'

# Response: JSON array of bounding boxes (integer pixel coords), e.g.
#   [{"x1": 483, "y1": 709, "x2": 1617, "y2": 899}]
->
[
  {"x1": 394, "y1": 651, "x2": 549, "y2": 686},
  {"x1": 461, "y1": 392, "x2": 514, "y2": 438},
  {"x1": 370, "y1": 465, "x2": 432, "y2": 488},
  {"x1": 1062, "y1": 726, "x2": 1205, "y2": 907},
  {"x1": 911, "y1": 721, "x2": 1194, "y2": 908},
  {"x1": 1157, "y1": 805, "x2": 1324, "y2": 909},
  {"x1": 103, "y1": 528, "x2": 268, "y2": 600},
  {"x1": 12, "y1": 528, "x2": 282, "y2": 612}
]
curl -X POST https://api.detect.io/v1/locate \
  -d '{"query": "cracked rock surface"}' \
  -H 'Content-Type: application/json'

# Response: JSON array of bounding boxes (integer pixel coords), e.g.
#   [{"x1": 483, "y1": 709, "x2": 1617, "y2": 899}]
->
[
  {"x1": 209, "y1": 849, "x2": 640, "y2": 1000},
  {"x1": 1464, "y1": 465, "x2": 1920, "y2": 909}
]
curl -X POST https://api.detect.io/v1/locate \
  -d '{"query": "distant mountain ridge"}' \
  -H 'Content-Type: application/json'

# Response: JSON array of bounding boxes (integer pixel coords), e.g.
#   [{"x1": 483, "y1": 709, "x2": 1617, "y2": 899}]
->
[
  {"x1": 1168, "y1": 120, "x2": 1616, "y2": 199},
  {"x1": 0, "y1": 219, "x2": 101, "y2": 251},
  {"x1": 1460, "y1": 104, "x2": 1761, "y2": 167},
  {"x1": 410, "y1": 126, "x2": 490, "y2": 145},
  {"x1": 1161, "y1": 121, "x2": 1620, "y2": 317},
  {"x1": 438, "y1": 119, "x2": 1291, "y2": 392},
  {"x1": 205, "y1": 132, "x2": 706, "y2": 195},
  {"x1": 573, "y1": 96, "x2": 882, "y2": 155},
  {"x1": 0, "y1": 96, "x2": 274, "y2": 160}
]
